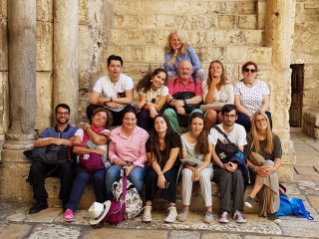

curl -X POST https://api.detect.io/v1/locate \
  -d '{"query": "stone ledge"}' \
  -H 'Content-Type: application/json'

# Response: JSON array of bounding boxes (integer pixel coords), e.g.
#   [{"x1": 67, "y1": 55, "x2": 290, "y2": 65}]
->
[{"x1": 302, "y1": 111, "x2": 319, "y2": 139}]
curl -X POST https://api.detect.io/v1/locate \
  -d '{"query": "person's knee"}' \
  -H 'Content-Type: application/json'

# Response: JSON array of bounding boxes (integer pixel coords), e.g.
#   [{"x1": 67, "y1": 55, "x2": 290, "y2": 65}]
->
[
  {"x1": 206, "y1": 109, "x2": 217, "y2": 121},
  {"x1": 182, "y1": 168, "x2": 193, "y2": 179},
  {"x1": 263, "y1": 160, "x2": 274, "y2": 167},
  {"x1": 163, "y1": 108, "x2": 176, "y2": 118},
  {"x1": 232, "y1": 170, "x2": 244, "y2": 181}
]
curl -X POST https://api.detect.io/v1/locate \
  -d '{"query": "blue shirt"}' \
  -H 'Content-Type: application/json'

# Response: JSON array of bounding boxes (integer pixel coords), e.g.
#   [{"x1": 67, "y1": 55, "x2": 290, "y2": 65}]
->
[
  {"x1": 40, "y1": 124, "x2": 77, "y2": 139},
  {"x1": 164, "y1": 46, "x2": 201, "y2": 72}
]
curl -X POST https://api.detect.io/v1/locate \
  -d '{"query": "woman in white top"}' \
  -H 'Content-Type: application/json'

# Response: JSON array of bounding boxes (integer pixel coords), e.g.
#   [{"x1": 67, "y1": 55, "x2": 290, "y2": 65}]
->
[
  {"x1": 136, "y1": 68, "x2": 169, "y2": 130},
  {"x1": 234, "y1": 61, "x2": 272, "y2": 132},
  {"x1": 202, "y1": 60, "x2": 234, "y2": 130},
  {"x1": 177, "y1": 112, "x2": 214, "y2": 224}
]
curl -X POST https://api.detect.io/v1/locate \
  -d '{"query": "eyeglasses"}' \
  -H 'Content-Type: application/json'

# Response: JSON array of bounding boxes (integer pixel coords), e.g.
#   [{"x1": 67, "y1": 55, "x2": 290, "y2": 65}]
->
[
  {"x1": 244, "y1": 68, "x2": 256, "y2": 73},
  {"x1": 57, "y1": 112, "x2": 69, "y2": 116},
  {"x1": 255, "y1": 118, "x2": 266, "y2": 123},
  {"x1": 224, "y1": 114, "x2": 236, "y2": 118}
]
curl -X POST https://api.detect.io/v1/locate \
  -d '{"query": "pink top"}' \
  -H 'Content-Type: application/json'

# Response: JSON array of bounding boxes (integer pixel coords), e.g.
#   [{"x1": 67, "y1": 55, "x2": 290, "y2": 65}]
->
[
  {"x1": 167, "y1": 77, "x2": 202, "y2": 96},
  {"x1": 109, "y1": 125, "x2": 149, "y2": 168}
]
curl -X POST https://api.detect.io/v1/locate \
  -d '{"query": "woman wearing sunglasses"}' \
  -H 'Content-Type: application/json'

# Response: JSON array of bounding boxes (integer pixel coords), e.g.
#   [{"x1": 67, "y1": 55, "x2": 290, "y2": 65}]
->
[{"x1": 234, "y1": 61, "x2": 272, "y2": 132}]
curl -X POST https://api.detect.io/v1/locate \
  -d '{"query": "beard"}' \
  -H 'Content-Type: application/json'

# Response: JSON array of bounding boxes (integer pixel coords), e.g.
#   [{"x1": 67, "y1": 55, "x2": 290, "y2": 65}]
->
[
  {"x1": 57, "y1": 117, "x2": 69, "y2": 125},
  {"x1": 224, "y1": 120, "x2": 235, "y2": 127}
]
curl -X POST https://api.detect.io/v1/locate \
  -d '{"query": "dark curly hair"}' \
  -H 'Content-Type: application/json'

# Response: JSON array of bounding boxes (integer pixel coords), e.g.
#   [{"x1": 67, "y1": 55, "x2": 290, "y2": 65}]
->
[
  {"x1": 136, "y1": 68, "x2": 167, "y2": 94},
  {"x1": 189, "y1": 112, "x2": 210, "y2": 155}
]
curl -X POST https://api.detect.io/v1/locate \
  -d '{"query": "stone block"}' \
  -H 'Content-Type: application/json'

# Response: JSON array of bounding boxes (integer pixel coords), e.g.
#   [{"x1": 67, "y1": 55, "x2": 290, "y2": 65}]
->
[
  {"x1": 225, "y1": 2, "x2": 238, "y2": 15},
  {"x1": 305, "y1": 3, "x2": 319, "y2": 9},
  {"x1": 154, "y1": 29, "x2": 170, "y2": 47},
  {"x1": 156, "y1": 15, "x2": 175, "y2": 29},
  {"x1": 113, "y1": 0, "x2": 146, "y2": 15},
  {"x1": 144, "y1": 46, "x2": 164, "y2": 63},
  {"x1": 121, "y1": 63, "x2": 150, "y2": 84},
  {"x1": 198, "y1": 47, "x2": 224, "y2": 64},
  {"x1": 0, "y1": 72, "x2": 9, "y2": 134},
  {"x1": 207, "y1": 2, "x2": 226, "y2": 14},
  {"x1": 113, "y1": 14, "x2": 140, "y2": 29},
  {"x1": 244, "y1": 30, "x2": 264, "y2": 46},
  {"x1": 0, "y1": 19, "x2": 7, "y2": 71},
  {"x1": 0, "y1": 224, "x2": 31, "y2": 239},
  {"x1": 174, "y1": 1, "x2": 191, "y2": 14},
  {"x1": 145, "y1": 0, "x2": 175, "y2": 15},
  {"x1": 140, "y1": 15, "x2": 158, "y2": 29},
  {"x1": 109, "y1": 30, "x2": 129, "y2": 46},
  {"x1": 278, "y1": 164, "x2": 294, "y2": 181},
  {"x1": 0, "y1": 0, "x2": 7, "y2": 18},
  {"x1": 218, "y1": 15, "x2": 235, "y2": 29},
  {"x1": 295, "y1": 3, "x2": 305, "y2": 25},
  {"x1": 125, "y1": 46, "x2": 145, "y2": 63},
  {"x1": 225, "y1": 30, "x2": 245, "y2": 45},
  {"x1": 79, "y1": 25, "x2": 93, "y2": 91},
  {"x1": 127, "y1": 30, "x2": 144, "y2": 46},
  {"x1": 35, "y1": 72, "x2": 53, "y2": 132},
  {"x1": 238, "y1": 1, "x2": 256, "y2": 15},
  {"x1": 304, "y1": 9, "x2": 319, "y2": 22},
  {"x1": 36, "y1": 21, "x2": 53, "y2": 71},
  {"x1": 84, "y1": 229, "x2": 167, "y2": 239},
  {"x1": 36, "y1": 0, "x2": 53, "y2": 22},
  {"x1": 30, "y1": 225, "x2": 82, "y2": 238},
  {"x1": 303, "y1": 111, "x2": 319, "y2": 127},
  {"x1": 224, "y1": 63, "x2": 240, "y2": 83},
  {"x1": 257, "y1": 1, "x2": 266, "y2": 29},
  {"x1": 192, "y1": 1, "x2": 208, "y2": 14},
  {"x1": 237, "y1": 15, "x2": 257, "y2": 29}
]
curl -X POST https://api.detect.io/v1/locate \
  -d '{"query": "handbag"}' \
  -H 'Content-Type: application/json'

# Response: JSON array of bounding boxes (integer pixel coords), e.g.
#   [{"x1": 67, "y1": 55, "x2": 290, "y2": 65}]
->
[
  {"x1": 213, "y1": 126, "x2": 238, "y2": 163},
  {"x1": 277, "y1": 196, "x2": 314, "y2": 220}
]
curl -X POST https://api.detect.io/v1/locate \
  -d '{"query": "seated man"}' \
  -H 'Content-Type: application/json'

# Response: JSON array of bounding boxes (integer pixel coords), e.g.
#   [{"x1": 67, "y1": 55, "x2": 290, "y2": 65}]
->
[
  {"x1": 210, "y1": 104, "x2": 247, "y2": 223},
  {"x1": 87, "y1": 55, "x2": 134, "y2": 125},
  {"x1": 163, "y1": 60, "x2": 203, "y2": 134},
  {"x1": 28, "y1": 104, "x2": 77, "y2": 214}
]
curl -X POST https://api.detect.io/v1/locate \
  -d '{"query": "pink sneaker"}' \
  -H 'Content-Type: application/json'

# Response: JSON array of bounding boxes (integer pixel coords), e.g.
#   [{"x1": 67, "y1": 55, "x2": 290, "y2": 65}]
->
[{"x1": 64, "y1": 209, "x2": 76, "y2": 222}]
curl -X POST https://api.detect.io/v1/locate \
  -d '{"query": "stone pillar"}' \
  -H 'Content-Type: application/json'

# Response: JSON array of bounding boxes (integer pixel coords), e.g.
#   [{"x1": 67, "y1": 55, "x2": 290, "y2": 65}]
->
[
  {"x1": 54, "y1": 0, "x2": 79, "y2": 124},
  {"x1": 5, "y1": 0, "x2": 37, "y2": 148},
  {"x1": 264, "y1": 0, "x2": 296, "y2": 181}
]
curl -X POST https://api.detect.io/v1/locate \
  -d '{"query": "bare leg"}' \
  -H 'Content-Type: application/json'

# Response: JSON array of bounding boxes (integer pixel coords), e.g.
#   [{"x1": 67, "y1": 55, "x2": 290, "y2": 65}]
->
[
  {"x1": 249, "y1": 175, "x2": 264, "y2": 198},
  {"x1": 205, "y1": 109, "x2": 217, "y2": 131},
  {"x1": 266, "y1": 187, "x2": 271, "y2": 214},
  {"x1": 183, "y1": 205, "x2": 190, "y2": 211},
  {"x1": 206, "y1": 205, "x2": 212, "y2": 212},
  {"x1": 145, "y1": 200, "x2": 152, "y2": 206},
  {"x1": 217, "y1": 111, "x2": 223, "y2": 123}
]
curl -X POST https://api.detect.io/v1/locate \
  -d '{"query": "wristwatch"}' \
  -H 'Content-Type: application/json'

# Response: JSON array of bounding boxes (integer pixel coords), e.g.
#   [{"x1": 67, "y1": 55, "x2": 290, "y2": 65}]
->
[{"x1": 253, "y1": 166, "x2": 258, "y2": 172}]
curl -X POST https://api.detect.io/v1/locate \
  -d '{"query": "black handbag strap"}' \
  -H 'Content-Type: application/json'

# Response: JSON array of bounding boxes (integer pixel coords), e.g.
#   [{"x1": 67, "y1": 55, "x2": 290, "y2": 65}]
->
[{"x1": 214, "y1": 126, "x2": 236, "y2": 147}]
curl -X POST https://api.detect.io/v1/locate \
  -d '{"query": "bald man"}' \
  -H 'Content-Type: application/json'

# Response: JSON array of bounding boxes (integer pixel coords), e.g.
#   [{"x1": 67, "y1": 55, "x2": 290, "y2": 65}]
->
[{"x1": 163, "y1": 60, "x2": 203, "y2": 134}]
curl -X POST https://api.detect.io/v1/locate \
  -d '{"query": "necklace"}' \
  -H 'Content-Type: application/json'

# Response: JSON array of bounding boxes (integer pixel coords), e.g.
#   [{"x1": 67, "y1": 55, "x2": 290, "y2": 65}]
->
[{"x1": 244, "y1": 79, "x2": 256, "y2": 87}]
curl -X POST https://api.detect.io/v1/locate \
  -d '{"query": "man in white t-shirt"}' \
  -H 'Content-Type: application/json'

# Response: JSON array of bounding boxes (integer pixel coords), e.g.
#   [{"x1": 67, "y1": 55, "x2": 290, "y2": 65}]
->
[
  {"x1": 87, "y1": 55, "x2": 134, "y2": 125},
  {"x1": 210, "y1": 104, "x2": 247, "y2": 224}
]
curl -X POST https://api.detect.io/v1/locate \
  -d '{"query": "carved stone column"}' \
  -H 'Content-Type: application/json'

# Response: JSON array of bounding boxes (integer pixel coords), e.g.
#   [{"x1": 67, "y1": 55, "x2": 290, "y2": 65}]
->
[
  {"x1": 54, "y1": 0, "x2": 79, "y2": 124},
  {"x1": 265, "y1": 0, "x2": 296, "y2": 181},
  {"x1": 5, "y1": 0, "x2": 37, "y2": 149}
]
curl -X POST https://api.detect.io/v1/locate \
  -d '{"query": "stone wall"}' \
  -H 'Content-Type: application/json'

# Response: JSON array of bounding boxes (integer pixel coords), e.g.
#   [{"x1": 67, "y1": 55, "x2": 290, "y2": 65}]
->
[{"x1": 292, "y1": 0, "x2": 319, "y2": 120}]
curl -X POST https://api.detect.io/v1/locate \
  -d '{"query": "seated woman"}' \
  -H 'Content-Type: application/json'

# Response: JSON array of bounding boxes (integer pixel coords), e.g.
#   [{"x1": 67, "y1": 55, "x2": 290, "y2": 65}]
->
[
  {"x1": 164, "y1": 30, "x2": 205, "y2": 82},
  {"x1": 136, "y1": 68, "x2": 169, "y2": 130},
  {"x1": 64, "y1": 107, "x2": 112, "y2": 222},
  {"x1": 243, "y1": 111, "x2": 281, "y2": 223},
  {"x1": 177, "y1": 112, "x2": 214, "y2": 223},
  {"x1": 105, "y1": 106, "x2": 149, "y2": 200},
  {"x1": 234, "y1": 61, "x2": 272, "y2": 132},
  {"x1": 202, "y1": 60, "x2": 234, "y2": 130},
  {"x1": 143, "y1": 115, "x2": 181, "y2": 223}
]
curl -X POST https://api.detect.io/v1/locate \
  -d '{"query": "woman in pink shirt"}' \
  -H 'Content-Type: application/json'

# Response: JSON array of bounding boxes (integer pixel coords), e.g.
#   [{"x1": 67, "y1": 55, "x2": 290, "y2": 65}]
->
[{"x1": 106, "y1": 106, "x2": 149, "y2": 200}]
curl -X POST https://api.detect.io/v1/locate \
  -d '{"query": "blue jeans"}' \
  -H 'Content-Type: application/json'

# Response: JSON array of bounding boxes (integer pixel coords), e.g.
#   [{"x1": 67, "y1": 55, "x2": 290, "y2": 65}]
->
[
  {"x1": 105, "y1": 165, "x2": 147, "y2": 200},
  {"x1": 65, "y1": 165, "x2": 106, "y2": 212}
]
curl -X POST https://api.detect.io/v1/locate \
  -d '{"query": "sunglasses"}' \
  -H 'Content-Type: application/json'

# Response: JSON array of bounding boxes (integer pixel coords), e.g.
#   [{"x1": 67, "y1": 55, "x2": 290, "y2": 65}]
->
[{"x1": 244, "y1": 68, "x2": 256, "y2": 73}]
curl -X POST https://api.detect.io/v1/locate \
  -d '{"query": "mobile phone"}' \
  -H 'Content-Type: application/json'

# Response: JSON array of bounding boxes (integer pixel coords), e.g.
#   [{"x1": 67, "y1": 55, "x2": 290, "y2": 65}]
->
[{"x1": 164, "y1": 181, "x2": 170, "y2": 189}]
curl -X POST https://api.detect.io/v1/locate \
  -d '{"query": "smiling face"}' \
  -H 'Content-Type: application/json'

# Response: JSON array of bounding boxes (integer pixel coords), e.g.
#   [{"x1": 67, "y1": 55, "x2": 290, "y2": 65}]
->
[
  {"x1": 242, "y1": 64, "x2": 257, "y2": 82},
  {"x1": 222, "y1": 109, "x2": 238, "y2": 127},
  {"x1": 190, "y1": 117, "x2": 204, "y2": 136},
  {"x1": 170, "y1": 33, "x2": 183, "y2": 50},
  {"x1": 55, "y1": 107, "x2": 70, "y2": 125},
  {"x1": 122, "y1": 112, "x2": 137, "y2": 130},
  {"x1": 154, "y1": 116, "x2": 168, "y2": 134},
  {"x1": 92, "y1": 111, "x2": 107, "y2": 128},
  {"x1": 151, "y1": 72, "x2": 166, "y2": 90},
  {"x1": 210, "y1": 62, "x2": 223, "y2": 79},
  {"x1": 107, "y1": 60, "x2": 122, "y2": 79},
  {"x1": 254, "y1": 114, "x2": 268, "y2": 131},
  {"x1": 178, "y1": 60, "x2": 193, "y2": 81}
]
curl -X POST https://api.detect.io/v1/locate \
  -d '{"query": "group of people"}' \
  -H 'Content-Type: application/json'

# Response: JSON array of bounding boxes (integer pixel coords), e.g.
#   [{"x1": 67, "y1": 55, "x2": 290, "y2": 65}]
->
[{"x1": 27, "y1": 30, "x2": 282, "y2": 225}]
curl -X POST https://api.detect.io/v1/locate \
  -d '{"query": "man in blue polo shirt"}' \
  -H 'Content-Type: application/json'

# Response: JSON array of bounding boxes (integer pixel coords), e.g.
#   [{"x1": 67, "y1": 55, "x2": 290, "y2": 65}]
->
[{"x1": 28, "y1": 104, "x2": 77, "y2": 214}]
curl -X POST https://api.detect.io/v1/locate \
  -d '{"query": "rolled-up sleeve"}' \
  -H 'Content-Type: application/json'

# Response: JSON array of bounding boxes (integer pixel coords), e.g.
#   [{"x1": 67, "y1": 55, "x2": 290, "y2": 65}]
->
[{"x1": 187, "y1": 46, "x2": 201, "y2": 71}]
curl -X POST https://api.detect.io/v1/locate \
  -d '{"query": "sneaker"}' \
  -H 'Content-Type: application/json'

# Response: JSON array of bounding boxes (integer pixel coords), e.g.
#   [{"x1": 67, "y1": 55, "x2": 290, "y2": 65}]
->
[
  {"x1": 177, "y1": 209, "x2": 189, "y2": 222},
  {"x1": 29, "y1": 201, "x2": 48, "y2": 214},
  {"x1": 142, "y1": 205, "x2": 152, "y2": 222},
  {"x1": 203, "y1": 211, "x2": 213, "y2": 224},
  {"x1": 244, "y1": 196, "x2": 253, "y2": 208},
  {"x1": 266, "y1": 212, "x2": 281, "y2": 223},
  {"x1": 233, "y1": 210, "x2": 246, "y2": 223},
  {"x1": 165, "y1": 206, "x2": 177, "y2": 223},
  {"x1": 218, "y1": 211, "x2": 229, "y2": 223},
  {"x1": 64, "y1": 209, "x2": 76, "y2": 222}
]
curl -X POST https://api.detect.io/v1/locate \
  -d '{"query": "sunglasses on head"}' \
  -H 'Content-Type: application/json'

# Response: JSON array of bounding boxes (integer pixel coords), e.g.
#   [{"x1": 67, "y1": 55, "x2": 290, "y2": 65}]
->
[{"x1": 244, "y1": 68, "x2": 256, "y2": 73}]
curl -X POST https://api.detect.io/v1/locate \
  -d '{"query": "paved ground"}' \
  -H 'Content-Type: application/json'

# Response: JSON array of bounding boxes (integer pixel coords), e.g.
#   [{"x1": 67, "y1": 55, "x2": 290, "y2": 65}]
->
[{"x1": 1, "y1": 128, "x2": 319, "y2": 239}]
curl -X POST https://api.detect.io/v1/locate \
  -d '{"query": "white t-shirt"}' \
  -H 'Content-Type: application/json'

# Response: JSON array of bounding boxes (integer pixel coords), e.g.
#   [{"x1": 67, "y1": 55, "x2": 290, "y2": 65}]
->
[
  {"x1": 210, "y1": 123, "x2": 247, "y2": 147},
  {"x1": 93, "y1": 74, "x2": 134, "y2": 112},
  {"x1": 202, "y1": 82, "x2": 234, "y2": 104},
  {"x1": 234, "y1": 80, "x2": 270, "y2": 115},
  {"x1": 75, "y1": 128, "x2": 110, "y2": 154},
  {"x1": 139, "y1": 85, "x2": 169, "y2": 103},
  {"x1": 181, "y1": 133, "x2": 213, "y2": 161}
]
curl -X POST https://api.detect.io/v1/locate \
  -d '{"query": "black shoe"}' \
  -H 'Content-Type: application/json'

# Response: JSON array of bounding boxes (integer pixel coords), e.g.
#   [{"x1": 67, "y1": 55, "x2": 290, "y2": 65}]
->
[
  {"x1": 266, "y1": 212, "x2": 281, "y2": 223},
  {"x1": 29, "y1": 201, "x2": 48, "y2": 214}
]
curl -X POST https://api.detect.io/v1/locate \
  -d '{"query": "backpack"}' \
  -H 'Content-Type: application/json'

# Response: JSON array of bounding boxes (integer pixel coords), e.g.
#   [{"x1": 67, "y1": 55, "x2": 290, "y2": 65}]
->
[{"x1": 277, "y1": 196, "x2": 314, "y2": 220}]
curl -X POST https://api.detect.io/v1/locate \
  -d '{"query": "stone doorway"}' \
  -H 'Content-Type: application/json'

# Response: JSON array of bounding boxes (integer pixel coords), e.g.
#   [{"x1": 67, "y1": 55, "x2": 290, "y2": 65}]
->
[{"x1": 289, "y1": 64, "x2": 304, "y2": 127}]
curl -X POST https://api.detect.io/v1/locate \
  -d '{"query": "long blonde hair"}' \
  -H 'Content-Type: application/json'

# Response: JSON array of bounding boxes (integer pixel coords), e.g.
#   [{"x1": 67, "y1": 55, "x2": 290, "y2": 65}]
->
[
  {"x1": 206, "y1": 60, "x2": 229, "y2": 88},
  {"x1": 250, "y1": 111, "x2": 273, "y2": 154},
  {"x1": 165, "y1": 30, "x2": 189, "y2": 54}
]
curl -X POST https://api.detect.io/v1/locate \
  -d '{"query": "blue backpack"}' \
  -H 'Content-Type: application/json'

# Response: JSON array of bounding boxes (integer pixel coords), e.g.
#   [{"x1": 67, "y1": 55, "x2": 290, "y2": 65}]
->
[{"x1": 277, "y1": 196, "x2": 314, "y2": 220}]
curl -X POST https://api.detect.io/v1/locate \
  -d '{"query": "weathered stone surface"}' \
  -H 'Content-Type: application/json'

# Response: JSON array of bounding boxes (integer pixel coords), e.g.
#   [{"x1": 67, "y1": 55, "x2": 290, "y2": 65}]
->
[
  {"x1": 35, "y1": 72, "x2": 53, "y2": 132},
  {"x1": 26, "y1": 208, "x2": 61, "y2": 223},
  {"x1": 225, "y1": 46, "x2": 272, "y2": 64},
  {"x1": 0, "y1": 224, "x2": 31, "y2": 239},
  {"x1": 0, "y1": 0, "x2": 7, "y2": 18},
  {"x1": 169, "y1": 230, "x2": 200, "y2": 239},
  {"x1": 295, "y1": 166, "x2": 319, "y2": 175},
  {"x1": 36, "y1": 22, "x2": 53, "y2": 71},
  {"x1": 0, "y1": 72, "x2": 9, "y2": 136},
  {"x1": 218, "y1": 15, "x2": 235, "y2": 29},
  {"x1": 6, "y1": 212, "x2": 27, "y2": 222},
  {"x1": 202, "y1": 233, "x2": 242, "y2": 239},
  {"x1": 238, "y1": 2, "x2": 257, "y2": 15},
  {"x1": 244, "y1": 30, "x2": 264, "y2": 46},
  {"x1": 280, "y1": 220, "x2": 319, "y2": 238},
  {"x1": 257, "y1": 1, "x2": 267, "y2": 29},
  {"x1": 308, "y1": 196, "x2": 319, "y2": 210},
  {"x1": 237, "y1": 15, "x2": 257, "y2": 29},
  {"x1": 83, "y1": 228, "x2": 167, "y2": 239},
  {"x1": 36, "y1": 0, "x2": 53, "y2": 22},
  {"x1": 29, "y1": 224, "x2": 81, "y2": 239},
  {"x1": 0, "y1": 18, "x2": 7, "y2": 71}
]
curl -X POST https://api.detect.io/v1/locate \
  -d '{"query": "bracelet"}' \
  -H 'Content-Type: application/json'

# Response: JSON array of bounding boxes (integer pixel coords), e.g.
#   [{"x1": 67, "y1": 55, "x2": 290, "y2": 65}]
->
[{"x1": 183, "y1": 99, "x2": 187, "y2": 105}]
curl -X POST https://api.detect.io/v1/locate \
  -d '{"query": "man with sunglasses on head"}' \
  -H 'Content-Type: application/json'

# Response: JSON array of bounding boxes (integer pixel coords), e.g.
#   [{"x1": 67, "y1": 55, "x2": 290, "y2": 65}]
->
[
  {"x1": 210, "y1": 104, "x2": 247, "y2": 224},
  {"x1": 28, "y1": 104, "x2": 77, "y2": 214}
]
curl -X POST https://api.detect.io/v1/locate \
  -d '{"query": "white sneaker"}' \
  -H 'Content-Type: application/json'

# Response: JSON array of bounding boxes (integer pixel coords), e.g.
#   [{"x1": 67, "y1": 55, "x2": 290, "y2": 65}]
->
[
  {"x1": 165, "y1": 206, "x2": 177, "y2": 223},
  {"x1": 142, "y1": 205, "x2": 152, "y2": 222},
  {"x1": 233, "y1": 210, "x2": 246, "y2": 223},
  {"x1": 218, "y1": 211, "x2": 229, "y2": 223}
]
